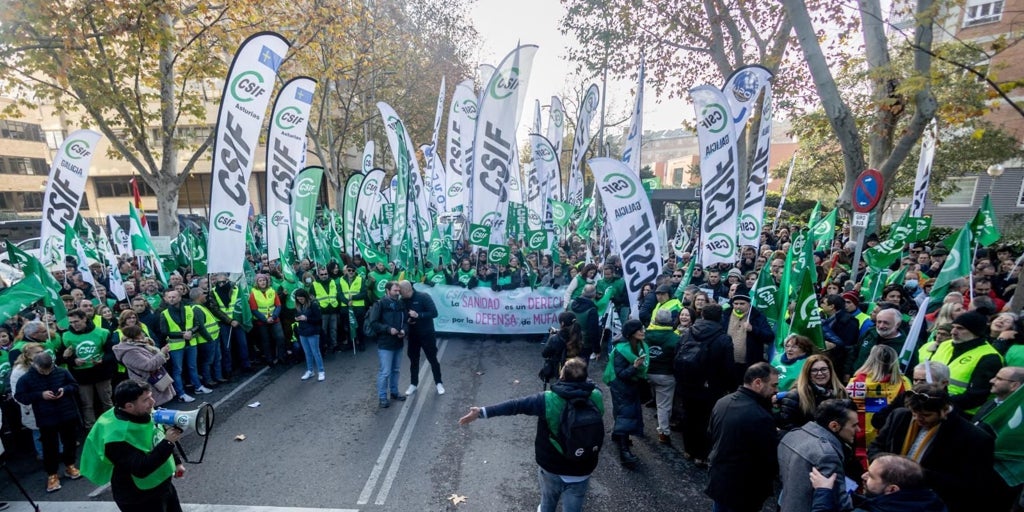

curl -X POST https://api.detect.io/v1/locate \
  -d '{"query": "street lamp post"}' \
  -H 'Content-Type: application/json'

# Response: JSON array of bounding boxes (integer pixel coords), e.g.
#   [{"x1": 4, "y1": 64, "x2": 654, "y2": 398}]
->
[{"x1": 987, "y1": 163, "x2": 1004, "y2": 196}]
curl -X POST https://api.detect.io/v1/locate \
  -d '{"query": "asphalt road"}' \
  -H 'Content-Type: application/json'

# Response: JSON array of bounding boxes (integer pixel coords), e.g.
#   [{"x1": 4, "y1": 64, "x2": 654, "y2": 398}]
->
[{"x1": 1, "y1": 336, "x2": 723, "y2": 511}]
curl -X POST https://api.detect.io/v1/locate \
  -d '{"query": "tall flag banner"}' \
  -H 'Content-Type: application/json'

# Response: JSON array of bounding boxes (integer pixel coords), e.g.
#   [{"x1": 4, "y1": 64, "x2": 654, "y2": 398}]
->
[
  {"x1": 621, "y1": 57, "x2": 645, "y2": 175},
  {"x1": 39, "y1": 129, "x2": 102, "y2": 269},
  {"x1": 738, "y1": 82, "x2": 773, "y2": 249},
  {"x1": 980, "y1": 386, "x2": 1024, "y2": 486},
  {"x1": 446, "y1": 81, "x2": 476, "y2": 214},
  {"x1": 469, "y1": 44, "x2": 539, "y2": 240},
  {"x1": 4, "y1": 240, "x2": 69, "y2": 328},
  {"x1": 531, "y1": 135, "x2": 562, "y2": 232},
  {"x1": 567, "y1": 84, "x2": 600, "y2": 207},
  {"x1": 265, "y1": 76, "x2": 316, "y2": 261},
  {"x1": 96, "y1": 228, "x2": 127, "y2": 301},
  {"x1": 206, "y1": 31, "x2": 291, "y2": 274},
  {"x1": 64, "y1": 222, "x2": 96, "y2": 287},
  {"x1": 721, "y1": 64, "x2": 773, "y2": 137},
  {"x1": 547, "y1": 96, "x2": 566, "y2": 186},
  {"x1": 971, "y1": 194, "x2": 1001, "y2": 247},
  {"x1": 929, "y1": 223, "x2": 972, "y2": 301},
  {"x1": 909, "y1": 119, "x2": 937, "y2": 217},
  {"x1": 424, "y1": 76, "x2": 447, "y2": 217},
  {"x1": 752, "y1": 260, "x2": 780, "y2": 331},
  {"x1": 290, "y1": 166, "x2": 324, "y2": 261},
  {"x1": 355, "y1": 169, "x2": 385, "y2": 250},
  {"x1": 690, "y1": 85, "x2": 740, "y2": 267},
  {"x1": 810, "y1": 208, "x2": 837, "y2": 250},
  {"x1": 108, "y1": 215, "x2": 130, "y2": 256},
  {"x1": 589, "y1": 158, "x2": 662, "y2": 318},
  {"x1": 361, "y1": 140, "x2": 374, "y2": 173},
  {"x1": 377, "y1": 102, "x2": 419, "y2": 269},
  {"x1": 788, "y1": 264, "x2": 825, "y2": 350},
  {"x1": 131, "y1": 178, "x2": 148, "y2": 231},
  {"x1": 129, "y1": 203, "x2": 166, "y2": 286},
  {"x1": 342, "y1": 172, "x2": 365, "y2": 257}
]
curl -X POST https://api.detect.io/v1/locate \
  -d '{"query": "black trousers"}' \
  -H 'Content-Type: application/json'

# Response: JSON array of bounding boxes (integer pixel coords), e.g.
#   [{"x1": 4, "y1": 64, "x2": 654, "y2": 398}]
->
[
  {"x1": 115, "y1": 482, "x2": 183, "y2": 512},
  {"x1": 40, "y1": 419, "x2": 79, "y2": 474},
  {"x1": 407, "y1": 333, "x2": 442, "y2": 386}
]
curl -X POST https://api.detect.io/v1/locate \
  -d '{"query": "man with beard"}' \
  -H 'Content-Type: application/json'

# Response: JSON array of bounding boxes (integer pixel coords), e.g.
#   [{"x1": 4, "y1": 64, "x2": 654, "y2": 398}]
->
[
  {"x1": 809, "y1": 455, "x2": 946, "y2": 512},
  {"x1": 848, "y1": 308, "x2": 905, "y2": 377},
  {"x1": 208, "y1": 274, "x2": 251, "y2": 377},
  {"x1": 367, "y1": 281, "x2": 407, "y2": 408},
  {"x1": 721, "y1": 294, "x2": 774, "y2": 385},
  {"x1": 778, "y1": 399, "x2": 860, "y2": 512}
]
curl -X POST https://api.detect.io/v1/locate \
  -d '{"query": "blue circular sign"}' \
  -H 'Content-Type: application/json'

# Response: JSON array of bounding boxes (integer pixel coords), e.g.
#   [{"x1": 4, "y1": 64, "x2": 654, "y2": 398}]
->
[{"x1": 853, "y1": 169, "x2": 884, "y2": 213}]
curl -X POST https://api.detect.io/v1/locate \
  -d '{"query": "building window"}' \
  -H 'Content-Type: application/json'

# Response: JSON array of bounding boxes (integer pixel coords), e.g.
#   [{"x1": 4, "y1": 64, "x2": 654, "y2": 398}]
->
[
  {"x1": 93, "y1": 177, "x2": 155, "y2": 198},
  {"x1": 0, "y1": 156, "x2": 50, "y2": 175},
  {"x1": 22, "y1": 192, "x2": 44, "y2": 212},
  {"x1": 0, "y1": 120, "x2": 45, "y2": 142},
  {"x1": 964, "y1": 0, "x2": 1003, "y2": 26},
  {"x1": 45, "y1": 130, "x2": 66, "y2": 150},
  {"x1": 939, "y1": 177, "x2": 977, "y2": 206}
]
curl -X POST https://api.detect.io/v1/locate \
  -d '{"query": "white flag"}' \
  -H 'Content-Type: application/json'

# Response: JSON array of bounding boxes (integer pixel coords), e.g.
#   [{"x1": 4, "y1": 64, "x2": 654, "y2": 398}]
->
[
  {"x1": 39, "y1": 129, "x2": 102, "y2": 269},
  {"x1": 108, "y1": 215, "x2": 130, "y2": 256},
  {"x1": 361, "y1": 140, "x2": 375, "y2": 174},
  {"x1": 738, "y1": 82, "x2": 774, "y2": 249},
  {"x1": 622, "y1": 58, "x2": 645, "y2": 175},
  {"x1": 910, "y1": 120, "x2": 937, "y2": 218},
  {"x1": 446, "y1": 81, "x2": 476, "y2": 215},
  {"x1": 690, "y1": 85, "x2": 740, "y2": 267},
  {"x1": 567, "y1": 84, "x2": 600, "y2": 207},
  {"x1": 265, "y1": 76, "x2": 316, "y2": 261}
]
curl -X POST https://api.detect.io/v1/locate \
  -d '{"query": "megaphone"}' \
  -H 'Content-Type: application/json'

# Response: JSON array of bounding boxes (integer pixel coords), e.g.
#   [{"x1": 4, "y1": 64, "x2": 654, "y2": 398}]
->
[{"x1": 154, "y1": 402, "x2": 215, "y2": 437}]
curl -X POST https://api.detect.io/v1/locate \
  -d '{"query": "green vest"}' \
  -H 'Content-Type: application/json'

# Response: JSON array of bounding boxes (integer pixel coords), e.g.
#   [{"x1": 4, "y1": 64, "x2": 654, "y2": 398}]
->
[
  {"x1": 79, "y1": 408, "x2": 176, "y2": 490},
  {"x1": 1006, "y1": 344, "x2": 1024, "y2": 367},
  {"x1": 602, "y1": 341, "x2": 650, "y2": 384},
  {"x1": 161, "y1": 307, "x2": 195, "y2": 351},
  {"x1": 62, "y1": 327, "x2": 111, "y2": 369},
  {"x1": 543, "y1": 389, "x2": 604, "y2": 454},
  {"x1": 339, "y1": 276, "x2": 365, "y2": 307},
  {"x1": 928, "y1": 340, "x2": 1002, "y2": 414},
  {"x1": 213, "y1": 287, "x2": 240, "y2": 322},
  {"x1": 192, "y1": 304, "x2": 220, "y2": 343},
  {"x1": 312, "y1": 279, "x2": 339, "y2": 309},
  {"x1": 456, "y1": 269, "x2": 474, "y2": 286}
]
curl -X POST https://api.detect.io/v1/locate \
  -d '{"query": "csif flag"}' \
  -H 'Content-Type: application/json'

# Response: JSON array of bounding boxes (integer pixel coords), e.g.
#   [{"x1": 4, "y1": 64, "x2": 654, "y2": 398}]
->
[
  {"x1": 207, "y1": 32, "x2": 290, "y2": 273},
  {"x1": 930, "y1": 222, "x2": 972, "y2": 302},
  {"x1": 970, "y1": 194, "x2": 1001, "y2": 247},
  {"x1": 621, "y1": 57, "x2": 644, "y2": 175},
  {"x1": 690, "y1": 85, "x2": 740, "y2": 267},
  {"x1": 446, "y1": 81, "x2": 476, "y2": 214},
  {"x1": 342, "y1": 172, "x2": 365, "y2": 256},
  {"x1": 289, "y1": 166, "x2": 323, "y2": 261},
  {"x1": 734, "y1": 75, "x2": 774, "y2": 250},
  {"x1": 788, "y1": 265, "x2": 825, "y2": 350},
  {"x1": 567, "y1": 84, "x2": 600, "y2": 207},
  {"x1": 39, "y1": 129, "x2": 102, "y2": 270},
  {"x1": 265, "y1": 76, "x2": 317, "y2": 260}
]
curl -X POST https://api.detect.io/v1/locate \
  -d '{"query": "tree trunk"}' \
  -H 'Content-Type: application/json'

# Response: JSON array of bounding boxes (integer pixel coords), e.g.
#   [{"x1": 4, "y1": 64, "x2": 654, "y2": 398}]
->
[
  {"x1": 155, "y1": 179, "x2": 180, "y2": 238},
  {"x1": 157, "y1": 11, "x2": 180, "y2": 238}
]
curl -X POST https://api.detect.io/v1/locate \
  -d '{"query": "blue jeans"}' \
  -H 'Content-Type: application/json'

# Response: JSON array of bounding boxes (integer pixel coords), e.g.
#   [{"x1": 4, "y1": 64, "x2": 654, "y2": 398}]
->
[
  {"x1": 169, "y1": 344, "x2": 202, "y2": 396},
  {"x1": 299, "y1": 334, "x2": 324, "y2": 372},
  {"x1": 538, "y1": 467, "x2": 588, "y2": 512},
  {"x1": 219, "y1": 322, "x2": 250, "y2": 373},
  {"x1": 198, "y1": 341, "x2": 219, "y2": 383},
  {"x1": 321, "y1": 312, "x2": 339, "y2": 349},
  {"x1": 376, "y1": 347, "x2": 403, "y2": 400}
]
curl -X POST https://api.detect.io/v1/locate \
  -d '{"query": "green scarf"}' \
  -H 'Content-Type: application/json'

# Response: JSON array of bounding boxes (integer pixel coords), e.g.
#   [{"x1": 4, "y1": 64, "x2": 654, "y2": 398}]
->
[{"x1": 602, "y1": 341, "x2": 650, "y2": 384}]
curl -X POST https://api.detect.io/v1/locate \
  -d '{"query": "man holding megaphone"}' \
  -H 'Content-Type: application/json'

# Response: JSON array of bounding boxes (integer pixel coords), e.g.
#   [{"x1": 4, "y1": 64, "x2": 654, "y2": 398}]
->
[{"x1": 80, "y1": 380, "x2": 185, "y2": 512}]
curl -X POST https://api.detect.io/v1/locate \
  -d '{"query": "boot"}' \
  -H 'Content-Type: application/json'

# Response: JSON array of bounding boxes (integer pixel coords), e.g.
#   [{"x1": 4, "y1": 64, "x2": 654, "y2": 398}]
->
[{"x1": 615, "y1": 435, "x2": 639, "y2": 468}]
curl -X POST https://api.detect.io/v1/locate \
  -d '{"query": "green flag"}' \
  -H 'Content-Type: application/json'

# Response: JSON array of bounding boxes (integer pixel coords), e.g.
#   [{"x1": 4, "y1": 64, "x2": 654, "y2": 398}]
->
[
  {"x1": 970, "y1": 194, "x2": 1001, "y2": 247},
  {"x1": 810, "y1": 209, "x2": 837, "y2": 251},
  {"x1": 807, "y1": 201, "x2": 822, "y2": 228},
  {"x1": 524, "y1": 229, "x2": 549, "y2": 252},
  {"x1": 129, "y1": 203, "x2": 167, "y2": 287},
  {"x1": 427, "y1": 226, "x2": 449, "y2": 265},
  {"x1": 930, "y1": 223, "x2": 972, "y2": 302},
  {"x1": 752, "y1": 261, "x2": 781, "y2": 331},
  {"x1": 774, "y1": 241, "x2": 796, "y2": 352},
  {"x1": 0, "y1": 279, "x2": 49, "y2": 322},
  {"x1": 488, "y1": 244, "x2": 510, "y2": 265},
  {"x1": 357, "y1": 239, "x2": 388, "y2": 266},
  {"x1": 468, "y1": 223, "x2": 491, "y2": 247},
  {"x1": 863, "y1": 210, "x2": 930, "y2": 270},
  {"x1": 789, "y1": 265, "x2": 826, "y2": 350},
  {"x1": 980, "y1": 386, "x2": 1024, "y2": 486},
  {"x1": 6, "y1": 240, "x2": 69, "y2": 329},
  {"x1": 886, "y1": 265, "x2": 908, "y2": 286},
  {"x1": 549, "y1": 199, "x2": 574, "y2": 228}
]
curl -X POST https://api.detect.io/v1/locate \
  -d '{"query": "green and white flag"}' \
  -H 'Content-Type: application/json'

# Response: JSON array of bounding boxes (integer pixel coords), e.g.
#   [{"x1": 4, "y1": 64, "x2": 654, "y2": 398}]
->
[
  {"x1": 39, "y1": 129, "x2": 102, "y2": 269},
  {"x1": 96, "y1": 228, "x2": 127, "y2": 301},
  {"x1": 207, "y1": 32, "x2": 290, "y2": 273},
  {"x1": 752, "y1": 261, "x2": 781, "y2": 331},
  {"x1": 789, "y1": 265, "x2": 825, "y2": 350},
  {"x1": 6, "y1": 240, "x2": 69, "y2": 329},
  {"x1": 357, "y1": 239, "x2": 387, "y2": 266},
  {"x1": 524, "y1": 229, "x2": 549, "y2": 252},
  {"x1": 129, "y1": 203, "x2": 167, "y2": 286},
  {"x1": 355, "y1": 169, "x2": 385, "y2": 247},
  {"x1": 342, "y1": 172, "x2": 365, "y2": 256},
  {"x1": 64, "y1": 222, "x2": 96, "y2": 287},
  {"x1": 980, "y1": 386, "x2": 1024, "y2": 486},
  {"x1": 810, "y1": 208, "x2": 837, "y2": 250},
  {"x1": 377, "y1": 101, "x2": 417, "y2": 270},
  {"x1": 290, "y1": 166, "x2": 323, "y2": 261},
  {"x1": 549, "y1": 198, "x2": 574, "y2": 228},
  {"x1": 487, "y1": 244, "x2": 510, "y2": 265},
  {"x1": 970, "y1": 194, "x2": 1001, "y2": 247},
  {"x1": 108, "y1": 215, "x2": 130, "y2": 256},
  {"x1": 0, "y1": 279, "x2": 50, "y2": 322},
  {"x1": 864, "y1": 211, "x2": 931, "y2": 270},
  {"x1": 807, "y1": 201, "x2": 822, "y2": 228},
  {"x1": 930, "y1": 222, "x2": 972, "y2": 302},
  {"x1": 690, "y1": 84, "x2": 740, "y2": 267},
  {"x1": 468, "y1": 223, "x2": 491, "y2": 247},
  {"x1": 567, "y1": 84, "x2": 600, "y2": 207}
]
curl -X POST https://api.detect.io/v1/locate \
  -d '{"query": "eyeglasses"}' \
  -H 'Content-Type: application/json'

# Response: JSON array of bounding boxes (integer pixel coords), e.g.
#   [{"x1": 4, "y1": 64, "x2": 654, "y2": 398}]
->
[
  {"x1": 809, "y1": 367, "x2": 831, "y2": 374},
  {"x1": 672, "y1": 274, "x2": 683, "y2": 278}
]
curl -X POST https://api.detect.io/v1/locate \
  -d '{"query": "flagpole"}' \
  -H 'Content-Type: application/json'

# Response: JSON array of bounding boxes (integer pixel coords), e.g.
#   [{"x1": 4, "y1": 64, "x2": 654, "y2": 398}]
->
[{"x1": 774, "y1": 154, "x2": 796, "y2": 231}]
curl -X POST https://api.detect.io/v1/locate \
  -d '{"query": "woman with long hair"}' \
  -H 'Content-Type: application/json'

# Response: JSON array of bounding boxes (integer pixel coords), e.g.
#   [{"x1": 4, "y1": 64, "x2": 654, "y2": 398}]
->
[
  {"x1": 847, "y1": 345, "x2": 911, "y2": 469},
  {"x1": 540, "y1": 312, "x2": 582, "y2": 385},
  {"x1": 774, "y1": 354, "x2": 848, "y2": 432},
  {"x1": 990, "y1": 312, "x2": 1020, "y2": 355},
  {"x1": 602, "y1": 319, "x2": 649, "y2": 469},
  {"x1": 692, "y1": 291, "x2": 710, "y2": 316},
  {"x1": 112, "y1": 324, "x2": 176, "y2": 406},
  {"x1": 919, "y1": 302, "x2": 964, "y2": 361},
  {"x1": 676, "y1": 307, "x2": 697, "y2": 334},
  {"x1": 10, "y1": 342, "x2": 46, "y2": 459},
  {"x1": 293, "y1": 289, "x2": 325, "y2": 381}
]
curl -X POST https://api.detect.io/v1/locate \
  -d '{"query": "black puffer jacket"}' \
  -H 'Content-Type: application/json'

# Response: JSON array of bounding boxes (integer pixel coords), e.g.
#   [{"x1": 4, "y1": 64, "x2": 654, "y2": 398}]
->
[
  {"x1": 369, "y1": 296, "x2": 406, "y2": 350},
  {"x1": 14, "y1": 366, "x2": 81, "y2": 428}
]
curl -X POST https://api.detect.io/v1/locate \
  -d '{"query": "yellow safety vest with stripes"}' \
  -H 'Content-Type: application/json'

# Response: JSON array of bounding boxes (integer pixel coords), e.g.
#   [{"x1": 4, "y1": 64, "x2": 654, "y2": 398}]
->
[
  {"x1": 161, "y1": 307, "x2": 195, "y2": 351},
  {"x1": 252, "y1": 288, "x2": 277, "y2": 320},
  {"x1": 192, "y1": 304, "x2": 220, "y2": 343},
  {"x1": 926, "y1": 340, "x2": 1003, "y2": 415},
  {"x1": 340, "y1": 276, "x2": 365, "y2": 307},
  {"x1": 213, "y1": 286, "x2": 240, "y2": 322},
  {"x1": 648, "y1": 299, "x2": 682, "y2": 329},
  {"x1": 312, "y1": 280, "x2": 339, "y2": 309}
]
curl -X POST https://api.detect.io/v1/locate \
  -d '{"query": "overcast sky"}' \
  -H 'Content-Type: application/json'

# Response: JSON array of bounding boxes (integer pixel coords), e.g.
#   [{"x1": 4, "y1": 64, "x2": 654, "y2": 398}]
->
[{"x1": 469, "y1": 0, "x2": 692, "y2": 133}]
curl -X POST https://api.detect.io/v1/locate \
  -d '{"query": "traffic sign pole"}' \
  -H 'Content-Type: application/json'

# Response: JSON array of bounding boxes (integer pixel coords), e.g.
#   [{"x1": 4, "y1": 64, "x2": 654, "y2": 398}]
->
[{"x1": 850, "y1": 170, "x2": 884, "y2": 286}]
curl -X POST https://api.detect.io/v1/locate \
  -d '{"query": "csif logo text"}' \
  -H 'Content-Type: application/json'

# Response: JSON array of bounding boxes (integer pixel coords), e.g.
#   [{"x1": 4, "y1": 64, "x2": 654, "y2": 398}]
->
[
  {"x1": 65, "y1": 139, "x2": 92, "y2": 160},
  {"x1": 489, "y1": 246, "x2": 508, "y2": 261},
  {"x1": 600, "y1": 173, "x2": 635, "y2": 200},
  {"x1": 295, "y1": 177, "x2": 317, "y2": 198},
  {"x1": 489, "y1": 67, "x2": 520, "y2": 100},
  {"x1": 231, "y1": 71, "x2": 267, "y2": 103},
  {"x1": 214, "y1": 211, "x2": 241, "y2": 232},
  {"x1": 528, "y1": 230, "x2": 545, "y2": 248},
  {"x1": 275, "y1": 106, "x2": 304, "y2": 130}
]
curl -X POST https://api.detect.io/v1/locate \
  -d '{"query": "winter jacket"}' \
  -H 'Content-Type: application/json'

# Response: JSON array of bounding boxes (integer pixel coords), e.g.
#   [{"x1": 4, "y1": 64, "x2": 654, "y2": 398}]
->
[
  {"x1": 706, "y1": 386, "x2": 778, "y2": 511},
  {"x1": 294, "y1": 302, "x2": 323, "y2": 337},
  {"x1": 811, "y1": 486, "x2": 947, "y2": 512},
  {"x1": 677, "y1": 319, "x2": 736, "y2": 397},
  {"x1": 480, "y1": 379, "x2": 604, "y2": 477},
  {"x1": 778, "y1": 421, "x2": 852, "y2": 512},
  {"x1": 368, "y1": 296, "x2": 406, "y2": 350},
  {"x1": 775, "y1": 384, "x2": 841, "y2": 432},
  {"x1": 569, "y1": 297, "x2": 600, "y2": 357},
  {"x1": 404, "y1": 289, "x2": 438, "y2": 338},
  {"x1": 644, "y1": 327, "x2": 678, "y2": 375},
  {"x1": 112, "y1": 341, "x2": 175, "y2": 406},
  {"x1": 719, "y1": 307, "x2": 774, "y2": 366},
  {"x1": 14, "y1": 366, "x2": 80, "y2": 428}
]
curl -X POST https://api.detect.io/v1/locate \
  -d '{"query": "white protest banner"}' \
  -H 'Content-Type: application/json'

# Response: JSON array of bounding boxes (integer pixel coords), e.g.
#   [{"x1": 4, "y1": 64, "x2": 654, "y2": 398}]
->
[
  {"x1": 690, "y1": 85, "x2": 740, "y2": 267},
  {"x1": 622, "y1": 58, "x2": 644, "y2": 175},
  {"x1": 910, "y1": 119, "x2": 937, "y2": 218},
  {"x1": 39, "y1": 129, "x2": 102, "y2": 269},
  {"x1": 738, "y1": 82, "x2": 773, "y2": 249},
  {"x1": 207, "y1": 32, "x2": 290, "y2": 273},
  {"x1": 361, "y1": 141, "x2": 374, "y2": 173},
  {"x1": 530, "y1": 134, "x2": 560, "y2": 231},
  {"x1": 355, "y1": 169, "x2": 385, "y2": 248},
  {"x1": 589, "y1": 158, "x2": 662, "y2": 317},
  {"x1": 721, "y1": 64, "x2": 772, "y2": 137},
  {"x1": 469, "y1": 44, "x2": 538, "y2": 241},
  {"x1": 567, "y1": 84, "x2": 600, "y2": 207},
  {"x1": 342, "y1": 172, "x2": 365, "y2": 255},
  {"x1": 422, "y1": 283, "x2": 564, "y2": 334},
  {"x1": 266, "y1": 76, "x2": 316, "y2": 261},
  {"x1": 547, "y1": 96, "x2": 566, "y2": 179},
  {"x1": 290, "y1": 166, "x2": 323, "y2": 260},
  {"x1": 446, "y1": 81, "x2": 476, "y2": 215}
]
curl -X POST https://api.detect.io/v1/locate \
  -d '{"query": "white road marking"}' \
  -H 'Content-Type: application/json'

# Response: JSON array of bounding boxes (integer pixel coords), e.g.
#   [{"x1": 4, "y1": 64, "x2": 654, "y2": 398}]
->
[
  {"x1": 357, "y1": 338, "x2": 449, "y2": 505},
  {"x1": 3, "y1": 503, "x2": 358, "y2": 512}
]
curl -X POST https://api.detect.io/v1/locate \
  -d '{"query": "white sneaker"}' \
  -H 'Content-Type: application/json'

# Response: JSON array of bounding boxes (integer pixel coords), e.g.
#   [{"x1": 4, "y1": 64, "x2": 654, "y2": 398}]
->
[
  {"x1": 195, "y1": 386, "x2": 213, "y2": 394},
  {"x1": 179, "y1": 394, "x2": 195, "y2": 403},
  {"x1": 317, "y1": 372, "x2": 325, "y2": 382},
  {"x1": 301, "y1": 371, "x2": 313, "y2": 380},
  {"x1": 405, "y1": 384, "x2": 418, "y2": 395},
  {"x1": 436, "y1": 383, "x2": 446, "y2": 395}
]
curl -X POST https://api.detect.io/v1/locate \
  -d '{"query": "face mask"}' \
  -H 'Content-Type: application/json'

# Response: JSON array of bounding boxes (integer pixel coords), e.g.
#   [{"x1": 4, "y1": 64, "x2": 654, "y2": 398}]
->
[
  {"x1": 305, "y1": 278, "x2": 313, "y2": 284},
  {"x1": 906, "y1": 279, "x2": 919, "y2": 289}
]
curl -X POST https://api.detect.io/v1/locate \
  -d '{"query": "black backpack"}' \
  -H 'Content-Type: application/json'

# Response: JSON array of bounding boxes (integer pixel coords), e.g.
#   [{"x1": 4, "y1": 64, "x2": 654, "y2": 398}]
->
[
  {"x1": 552, "y1": 394, "x2": 604, "y2": 463},
  {"x1": 363, "y1": 301, "x2": 381, "y2": 339},
  {"x1": 674, "y1": 327, "x2": 708, "y2": 386}
]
